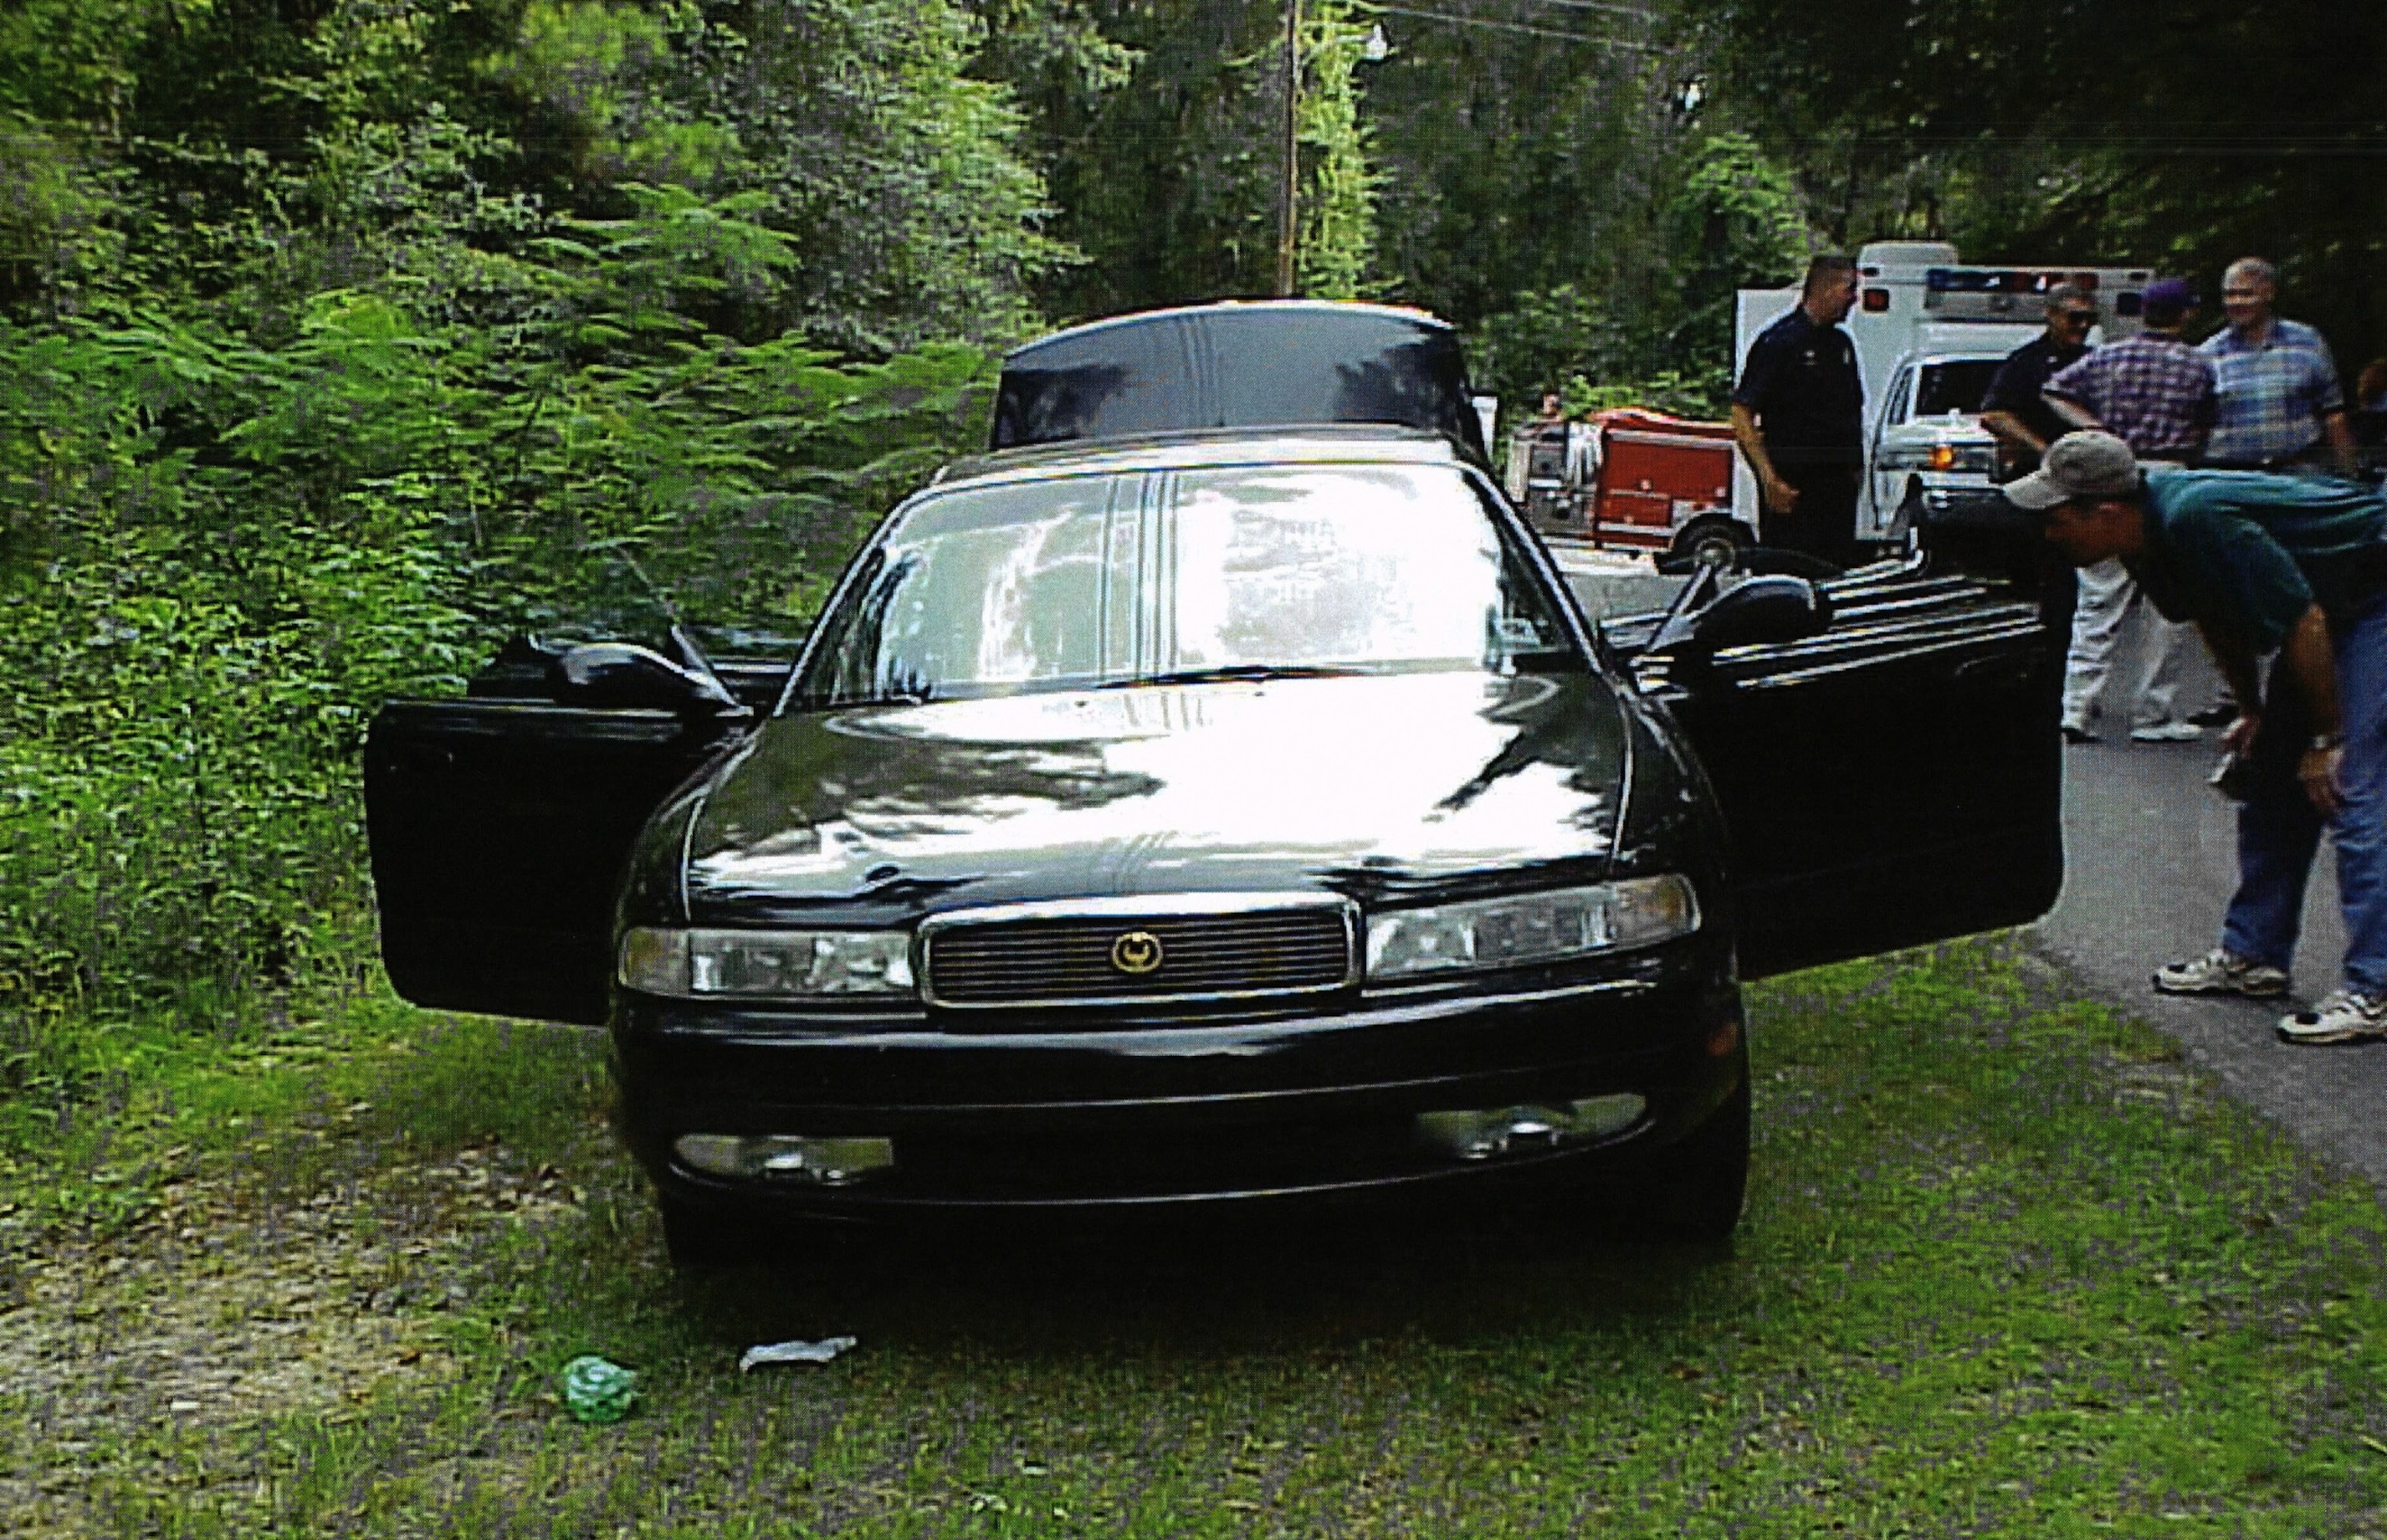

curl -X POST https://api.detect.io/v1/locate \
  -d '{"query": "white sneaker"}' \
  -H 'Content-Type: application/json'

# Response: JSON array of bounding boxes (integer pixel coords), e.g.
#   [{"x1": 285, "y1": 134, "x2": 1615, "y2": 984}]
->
[
  {"x1": 2130, "y1": 719, "x2": 2204, "y2": 743},
  {"x1": 2152, "y1": 949, "x2": 2290, "y2": 998},
  {"x1": 2277, "y1": 988, "x2": 2387, "y2": 1045}
]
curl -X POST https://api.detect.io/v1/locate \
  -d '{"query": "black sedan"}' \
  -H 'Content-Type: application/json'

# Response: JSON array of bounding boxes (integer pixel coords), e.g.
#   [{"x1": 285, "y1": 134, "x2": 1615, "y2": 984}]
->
[{"x1": 364, "y1": 308, "x2": 2064, "y2": 1266}]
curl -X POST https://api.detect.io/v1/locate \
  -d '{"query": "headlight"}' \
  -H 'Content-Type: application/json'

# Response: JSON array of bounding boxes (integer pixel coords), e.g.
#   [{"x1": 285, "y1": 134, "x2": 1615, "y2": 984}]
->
[
  {"x1": 1878, "y1": 442, "x2": 1996, "y2": 475},
  {"x1": 618, "y1": 927, "x2": 917, "y2": 998},
  {"x1": 1365, "y1": 876, "x2": 1699, "y2": 981}
]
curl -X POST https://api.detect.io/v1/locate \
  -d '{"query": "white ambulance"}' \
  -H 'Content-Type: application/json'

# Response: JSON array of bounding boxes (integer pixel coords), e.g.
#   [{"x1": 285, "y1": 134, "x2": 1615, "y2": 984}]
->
[{"x1": 1734, "y1": 242, "x2": 2157, "y2": 552}]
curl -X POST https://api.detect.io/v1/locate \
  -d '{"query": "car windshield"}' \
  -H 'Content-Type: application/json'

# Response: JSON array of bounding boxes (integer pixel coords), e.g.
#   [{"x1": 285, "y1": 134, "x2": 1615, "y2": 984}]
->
[
  {"x1": 1913, "y1": 360, "x2": 2003, "y2": 418},
  {"x1": 794, "y1": 462, "x2": 1583, "y2": 707}
]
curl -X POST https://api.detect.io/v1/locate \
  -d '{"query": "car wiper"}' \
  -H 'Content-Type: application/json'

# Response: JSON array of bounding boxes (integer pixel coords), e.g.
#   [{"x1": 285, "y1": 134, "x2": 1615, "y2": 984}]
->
[
  {"x1": 805, "y1": 689, "x2": 932, "y2": 709},
  {"x1": 1099, "y1": 664, "x2": 1376, "y2": 689}
]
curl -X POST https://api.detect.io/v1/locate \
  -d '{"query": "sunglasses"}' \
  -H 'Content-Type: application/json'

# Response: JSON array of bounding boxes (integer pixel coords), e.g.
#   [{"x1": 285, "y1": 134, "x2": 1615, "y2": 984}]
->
[{"x1": 2057, "y1": 310, "x2": 2097, "y2": 326}]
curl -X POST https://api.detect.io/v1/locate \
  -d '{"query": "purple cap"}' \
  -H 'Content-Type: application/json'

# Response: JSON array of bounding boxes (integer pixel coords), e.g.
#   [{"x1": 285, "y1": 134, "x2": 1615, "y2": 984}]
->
[{"x1": 2142, "y1": 277, "x2": 2198, "y2": 311}]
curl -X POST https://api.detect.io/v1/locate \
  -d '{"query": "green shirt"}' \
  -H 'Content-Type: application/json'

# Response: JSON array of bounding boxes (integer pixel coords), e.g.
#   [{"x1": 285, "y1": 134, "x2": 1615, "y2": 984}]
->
[{"x1": 2131, "y1": 470, "x2": 2387, "y2": 652}]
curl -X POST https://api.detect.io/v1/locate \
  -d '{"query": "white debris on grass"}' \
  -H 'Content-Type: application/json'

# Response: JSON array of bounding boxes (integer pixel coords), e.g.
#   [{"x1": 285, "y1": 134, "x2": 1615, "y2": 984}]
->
[{"x1": 738, "y1": 1336, "x2": 857, "y2": 1371}]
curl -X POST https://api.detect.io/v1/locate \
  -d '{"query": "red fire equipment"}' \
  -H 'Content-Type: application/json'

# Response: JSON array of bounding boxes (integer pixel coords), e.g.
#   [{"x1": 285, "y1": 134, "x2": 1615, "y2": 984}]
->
[{"x1": 1579, "y1": 409, "x2": 1741, "y2": 557}]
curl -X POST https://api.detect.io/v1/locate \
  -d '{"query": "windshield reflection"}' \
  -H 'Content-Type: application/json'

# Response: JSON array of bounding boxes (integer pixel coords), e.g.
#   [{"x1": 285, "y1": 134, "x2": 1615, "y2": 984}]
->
[{"x1": 796, "y1": 465, "x2": 1580, "y2": 709}]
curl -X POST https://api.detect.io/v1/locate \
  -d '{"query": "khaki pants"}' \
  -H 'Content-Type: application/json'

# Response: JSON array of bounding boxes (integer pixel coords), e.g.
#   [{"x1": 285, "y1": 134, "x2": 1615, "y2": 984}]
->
[{"x1": 2061, "y1": 558, "x2": 2200, "y2": 730}]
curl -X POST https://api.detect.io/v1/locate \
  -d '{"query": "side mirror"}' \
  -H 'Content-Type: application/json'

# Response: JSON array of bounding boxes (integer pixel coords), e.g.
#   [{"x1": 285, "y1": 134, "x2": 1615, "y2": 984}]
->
[
  {"x1": 1645, "y1": 576, "x2": 1833, "y2": 662},
  {"x1": 549, "y1": 643, "x2": 750, "y2": 719}
]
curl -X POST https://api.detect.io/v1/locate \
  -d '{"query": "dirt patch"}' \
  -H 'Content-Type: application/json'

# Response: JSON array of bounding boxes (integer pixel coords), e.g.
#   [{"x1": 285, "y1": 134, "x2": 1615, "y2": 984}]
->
[{"x1": 0, "y1": 1141, "x2": 584, "y2": 1536}]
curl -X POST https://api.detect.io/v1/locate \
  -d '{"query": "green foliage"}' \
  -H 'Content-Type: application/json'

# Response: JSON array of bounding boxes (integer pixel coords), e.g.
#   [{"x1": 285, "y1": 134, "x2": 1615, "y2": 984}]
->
[
  {"x1": 0, "y1": 214, "x2": 997, "y2": 1062},
  {"x1": 1028, "y1": 0, "x2": 1390, "y2": 312},
  {"x1": 1466, "y1": 126, "x2": 1808, "y2": 416},
  {"x1": 1475, "y1": 283, "x2": 1632, "y2": 406},
  {"x1": 69, "y1": 0, "x2": 1067, "y2": 350},
  {"x1": 0, "y1": 113, "x2": 113, "y2": 314},
  {"x1": 1664, "y1": 131, "x2": 1808, "y2": 364},
  {"x1": 960, "y1": 0, "x2": 1137, "y2": 155},
  {"x1": 1563, "y1": 367, "x2": 1730, "y2": 421},
  {"x1": 1010, "y1": 3, "x2": 1803, "y2": 416},
  {"x1": 0, "y1": 0, "x2": 159, "y2": 125},
  {"x1": 1292, "y1": 0, "x2": 1378, "y2": 301},
  {"x1": 0, "y1": 0, "x2": 1027, "y2": 1102},
  {"x1": 499, "y1": 0, "x2": 682, "y2": 166},
  {"x1": 1361, "y1": 11, "x2": 1685, "y2": 331},
  {"x1": 641, "y1": 0, "x2": 1077, "y2": 351}
]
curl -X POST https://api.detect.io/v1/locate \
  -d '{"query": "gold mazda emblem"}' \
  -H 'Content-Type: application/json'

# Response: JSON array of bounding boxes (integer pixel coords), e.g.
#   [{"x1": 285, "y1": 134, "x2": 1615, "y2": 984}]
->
[{"x1": 1110, "y1": 930, "x2": 1165, "y2": 976}]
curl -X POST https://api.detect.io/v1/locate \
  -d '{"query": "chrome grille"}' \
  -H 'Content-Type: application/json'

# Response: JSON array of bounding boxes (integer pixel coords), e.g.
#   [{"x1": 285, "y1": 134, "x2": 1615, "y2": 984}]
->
[{"x1": 920, "y1": 895, "x2": 1357, "y2": 1009}]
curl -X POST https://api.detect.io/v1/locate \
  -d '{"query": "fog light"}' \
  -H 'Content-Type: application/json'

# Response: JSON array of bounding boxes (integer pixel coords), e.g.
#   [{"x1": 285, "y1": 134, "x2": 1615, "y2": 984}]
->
[
  {"x1": 672, "y1": 1134, "x2": 895, "y2": 1186},
  {"x1": 1417, "y1": 1094, "x2": 1646, "y2": 1161}
]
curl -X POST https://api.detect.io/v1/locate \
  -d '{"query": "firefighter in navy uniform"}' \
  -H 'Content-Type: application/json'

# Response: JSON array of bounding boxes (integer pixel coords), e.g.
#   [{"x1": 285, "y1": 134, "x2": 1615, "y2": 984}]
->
[
  {"x1": 1979, "y1": 282, "x2": 2098, "y2": 480},
  {"x1": 1730, "y1": 253, "x2": 1865, "y2": 569}
]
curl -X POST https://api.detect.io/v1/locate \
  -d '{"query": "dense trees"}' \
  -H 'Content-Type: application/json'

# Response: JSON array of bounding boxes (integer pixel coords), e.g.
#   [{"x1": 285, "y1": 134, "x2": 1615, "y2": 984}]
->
[
  {"x1": 985, "y1": 1, "x2": 1808, "y2": 402},
  {"x1": 0, "y1": 0, "x2": 1051, "y2": 1065},
  {"x1": 1001, "y1": 0, "x2": 1377, "y2": 312}
]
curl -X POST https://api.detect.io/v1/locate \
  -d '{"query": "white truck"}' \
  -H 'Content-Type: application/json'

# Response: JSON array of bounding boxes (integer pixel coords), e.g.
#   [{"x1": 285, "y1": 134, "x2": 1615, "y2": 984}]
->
[{"x1": 1734, "y1": 242, "x2": 2157, "y2": 552}]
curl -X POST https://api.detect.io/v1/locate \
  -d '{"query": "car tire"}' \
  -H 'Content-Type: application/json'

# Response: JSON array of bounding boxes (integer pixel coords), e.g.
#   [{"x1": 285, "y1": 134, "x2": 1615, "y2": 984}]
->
[
  {"x1": 1626, "y1": 1056, "x2": 1750, "y2": 1242},
  {"x1": 1671, "y1": 518, "x2": 1748, "y2": 571},
  {"x1": 658, "y1": 1197, "x2": 752, "y2": 1273}
]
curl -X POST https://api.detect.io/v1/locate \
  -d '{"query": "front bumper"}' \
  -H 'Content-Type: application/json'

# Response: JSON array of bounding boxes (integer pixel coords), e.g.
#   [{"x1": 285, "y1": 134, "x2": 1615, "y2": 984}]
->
[
  {"x1": 612, "y1": 959, "x2": 1744, "y2": 1215},
  {"x1": 1869, "y1": 466, "x2": 1995, "y2": 542}
]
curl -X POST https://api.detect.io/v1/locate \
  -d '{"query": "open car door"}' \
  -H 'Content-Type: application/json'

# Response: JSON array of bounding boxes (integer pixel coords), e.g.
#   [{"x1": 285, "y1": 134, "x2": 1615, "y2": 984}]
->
[
  {"x1": 366, "y1": 702, "x2": 743, "y2": 1025},
  {"x1": 1608, "y1": 544, "x2": 2066, "y2": 980},
  {"x1": 364, "y1": 692, "x2": 751, "y2": 1026}
]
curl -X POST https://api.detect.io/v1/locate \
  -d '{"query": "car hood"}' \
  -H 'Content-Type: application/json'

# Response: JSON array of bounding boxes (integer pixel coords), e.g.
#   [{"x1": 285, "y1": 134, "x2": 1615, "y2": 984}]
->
[
  {"x1": 681, "y1": 671, "x2": 1628, "y2": 922},
  {"x1": 1879, "y1": 418, "x2": 1993, "y2": 446}
]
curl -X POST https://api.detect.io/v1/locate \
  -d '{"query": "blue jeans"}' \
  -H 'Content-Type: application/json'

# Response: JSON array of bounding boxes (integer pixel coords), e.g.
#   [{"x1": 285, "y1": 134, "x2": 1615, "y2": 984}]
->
[{"x1": 2221, "y1": 598, "x2": 2387, "y2": 995}]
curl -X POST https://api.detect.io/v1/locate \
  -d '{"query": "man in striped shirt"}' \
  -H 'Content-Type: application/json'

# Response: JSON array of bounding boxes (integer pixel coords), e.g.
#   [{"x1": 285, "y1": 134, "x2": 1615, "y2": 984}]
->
[{"x1": 2201, "y1": 256, "x2": 2355, "y2": 475}]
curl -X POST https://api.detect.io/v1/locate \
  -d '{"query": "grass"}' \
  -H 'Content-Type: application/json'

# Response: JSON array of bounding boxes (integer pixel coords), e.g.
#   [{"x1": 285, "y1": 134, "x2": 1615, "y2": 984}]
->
[{"x1": 9, "y1": 938, "x2": 2387, "y2": 1536}]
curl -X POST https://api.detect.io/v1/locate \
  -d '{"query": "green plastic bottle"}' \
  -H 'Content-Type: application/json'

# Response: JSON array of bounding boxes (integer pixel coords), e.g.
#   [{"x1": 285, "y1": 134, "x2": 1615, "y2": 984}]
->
[{"x1": 561, "y1": 1355, "x2": 639, "y2": 1424}]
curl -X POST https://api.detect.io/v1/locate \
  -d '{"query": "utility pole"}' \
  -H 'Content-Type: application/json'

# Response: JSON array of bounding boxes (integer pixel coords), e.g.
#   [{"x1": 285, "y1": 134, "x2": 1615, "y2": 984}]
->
[{"x1": 1274, "y1": 0, "x2": 1300, "y2": 297}]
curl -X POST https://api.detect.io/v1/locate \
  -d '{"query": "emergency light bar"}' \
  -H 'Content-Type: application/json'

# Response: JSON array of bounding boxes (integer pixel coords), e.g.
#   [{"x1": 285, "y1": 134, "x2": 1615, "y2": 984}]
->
[
  {"x1": 1925, "y1": 268, "x2": 2068, "y2": 293},
  {"x1": 1921, "y1": 266, "x2": 2151, "y2": 323}
]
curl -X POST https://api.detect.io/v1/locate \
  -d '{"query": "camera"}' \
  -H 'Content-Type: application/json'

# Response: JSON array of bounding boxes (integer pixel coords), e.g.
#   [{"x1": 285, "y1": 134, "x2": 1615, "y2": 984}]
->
[{"x1": 2210, "y1": 748, "x2": 2253, "y2": 802}]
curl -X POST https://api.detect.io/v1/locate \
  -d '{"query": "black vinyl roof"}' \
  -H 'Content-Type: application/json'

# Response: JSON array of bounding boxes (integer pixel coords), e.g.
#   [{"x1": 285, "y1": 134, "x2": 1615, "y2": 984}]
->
[{"x1": 991, "y1": 301, "x2": 1487, "y2": 465}]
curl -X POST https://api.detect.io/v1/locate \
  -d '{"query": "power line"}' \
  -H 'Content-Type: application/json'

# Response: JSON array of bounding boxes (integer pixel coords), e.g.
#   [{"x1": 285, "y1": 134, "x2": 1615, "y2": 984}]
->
[
  {"x1": 1370, "y1": 3, "x2": 1662, "y2": 50},
  {"x1": 1509, "y1": 0, "x2": 1661, "y2": 19}
]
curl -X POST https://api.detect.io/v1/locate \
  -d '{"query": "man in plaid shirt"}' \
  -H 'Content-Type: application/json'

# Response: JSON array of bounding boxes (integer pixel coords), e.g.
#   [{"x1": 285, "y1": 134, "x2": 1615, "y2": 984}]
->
[
  {"x1": 2046, "y1": 283, "x2": 2216, "y2": 462},
  {"x1": 2201, "y1": 256, "x2": 2355, "y2": 474},
  {"x1": 2042, "y1": 278, "x2": 2221, "y2": 742}
]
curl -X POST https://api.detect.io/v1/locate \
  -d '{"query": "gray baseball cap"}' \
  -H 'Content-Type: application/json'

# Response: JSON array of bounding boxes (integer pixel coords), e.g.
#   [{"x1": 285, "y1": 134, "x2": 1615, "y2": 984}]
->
[{"x1": 2004, "y1": 430, "x2": 2142, "y2": 511}]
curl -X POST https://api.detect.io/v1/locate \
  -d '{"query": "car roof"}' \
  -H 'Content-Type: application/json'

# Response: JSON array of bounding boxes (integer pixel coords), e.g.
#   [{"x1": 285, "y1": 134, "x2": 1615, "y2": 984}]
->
[
  {"x1": 1000, "y1": 299, "x2": 1453, "y2": 362},
  {"x1": 929, "y1": 425, "x2": 1473, "y2": 494}
]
